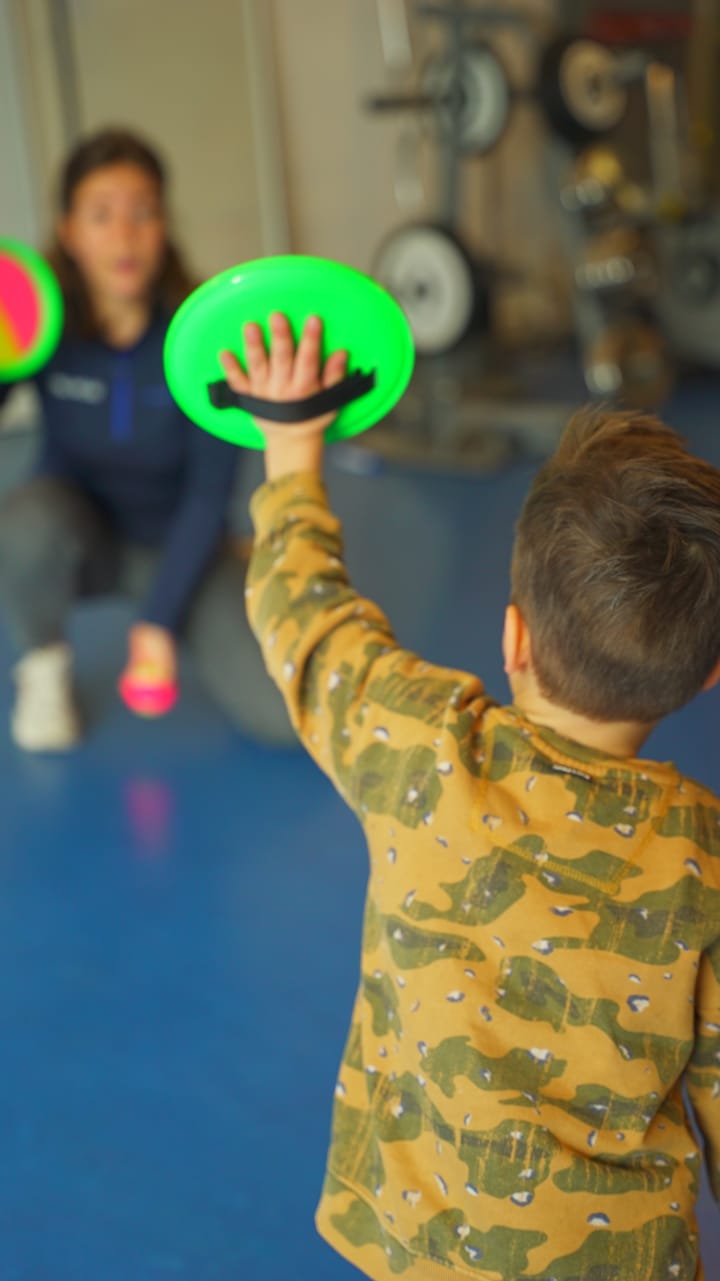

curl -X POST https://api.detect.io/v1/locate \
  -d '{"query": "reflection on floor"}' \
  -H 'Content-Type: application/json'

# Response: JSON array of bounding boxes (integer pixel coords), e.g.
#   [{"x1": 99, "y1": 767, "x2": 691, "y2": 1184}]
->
[{"x1": 0, "y1": 378, "x2": 718, "y2": 1280}]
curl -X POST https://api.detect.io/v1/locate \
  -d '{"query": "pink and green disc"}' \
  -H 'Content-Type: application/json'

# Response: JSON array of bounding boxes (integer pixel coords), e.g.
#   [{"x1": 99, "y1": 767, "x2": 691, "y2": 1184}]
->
[{"x1": 0, "y1": 238, "x2": 64, "y2": 382}]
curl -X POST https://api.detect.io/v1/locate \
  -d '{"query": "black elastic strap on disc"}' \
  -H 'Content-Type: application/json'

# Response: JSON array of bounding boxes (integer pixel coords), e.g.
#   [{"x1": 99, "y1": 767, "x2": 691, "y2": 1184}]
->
[{"x1": 207, "y1": 368, "x2": 376, "y2": 422}]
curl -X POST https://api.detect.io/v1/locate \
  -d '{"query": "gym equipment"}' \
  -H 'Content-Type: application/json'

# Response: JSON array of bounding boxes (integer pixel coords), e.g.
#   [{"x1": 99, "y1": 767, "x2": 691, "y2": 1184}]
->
[
  {"x1": 687, "y1": 0, "x2": 720, "y2": 203},
  {"x1": 392, "y1": 127, "x2": 428, "y2": 212},
  {"x1": 366, "y1": 4, "x2": 526, "y2": 247},
  {"x1": 0, "y1": 238, "x2": 64, "y2": 382},
  {"x1": 560, "y1": 146, "x2": 648, "y2": 219},
  {"x1": 367, "y1": 4, "x2": 692, "y2": 441},
  {"x1": 366, "y1": 6, "x2": 520, "y2": 359},
  {"x1": 373, "y1": 224, "x2": 489, "y2": 355},
  {"x1": 545, "y1": 12, "x2": 706, "y2": 410},
  {"x1": 561, "y1": 146, "x2": 626, "y2": 212},
  {"x1": 371, "y1": 31, "x2": 636, "y2": 152},
  {"x1": 575, "y1": 228, "x2": 656, "y2": 297},
  {"x1": 539, "y1": 37, "x2": 631, "y2": 145},
  {"x1": 418, "y1": 43, "x2": 511, "y2": 155},
  {"x1": 119, "y1": 667, "x2": 179, "y2": 718},
  {"x1": 366, "y1": 3, "x2": 644, "y2": 363},
  {"x1": 655, "y1": 216, "x2": 720, "y2": 368},
  {"x1": 645, "y1": 61, "x2": 687, "y2": 221},
  {"x1": 375, "y1": 0, "x2": 414, "y2": 72},
  {"x1": 583, "y1": 318, "x2": 673, "y2": 407},
  {"x1": 588, "y1": 11, "x2": 693, "y2": 46},
  {"x1": 365, "y1": 5, "x2": 608, "y2": 455},
  {"x1": 550, "y1": 127, "x2": 676, "y2": 407},
  {"x1": 164, "y1": 256, "x2": 415, "y2": 449}
]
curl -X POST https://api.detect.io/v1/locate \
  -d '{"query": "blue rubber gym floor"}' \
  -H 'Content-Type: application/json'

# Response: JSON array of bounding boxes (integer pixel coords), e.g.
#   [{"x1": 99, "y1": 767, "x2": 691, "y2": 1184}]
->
[{"x1": 0, "y1": 380, "x2": 718, "y2": 1280}]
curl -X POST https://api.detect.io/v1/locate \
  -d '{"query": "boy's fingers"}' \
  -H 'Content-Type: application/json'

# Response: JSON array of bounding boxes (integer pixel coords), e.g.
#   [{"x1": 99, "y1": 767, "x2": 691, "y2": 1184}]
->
[
  {"x1": 219, "y1": 349, "x2": 250, "y2": 393},
  {"x1": 323, "y1": 349, "x2": 348, "y2": 389},
  {"x1": 243, "y1": 322, "x2": 268, "y2": 381},
  {"x1": 226, "y1": 317, "x2": 347, "y2": 416},
  {"x1": 294, "y1": 315, "x2": 323, "y2": 390},
  {"x1": 268, "y1": 312, "x2": 294, "y2": 388}
]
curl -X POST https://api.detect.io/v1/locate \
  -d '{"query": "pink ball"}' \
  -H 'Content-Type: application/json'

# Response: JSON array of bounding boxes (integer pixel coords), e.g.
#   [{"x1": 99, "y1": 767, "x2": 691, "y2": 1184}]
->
[{"x1": 119, "y1": 669, "x2": 179, "y2": 718}]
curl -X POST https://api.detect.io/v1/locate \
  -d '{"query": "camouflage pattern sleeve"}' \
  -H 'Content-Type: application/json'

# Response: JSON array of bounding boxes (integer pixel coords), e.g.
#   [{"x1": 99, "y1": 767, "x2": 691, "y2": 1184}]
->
[
  {"x1": 246, "y1": 474, "x2": 491, "y2": 812},
  {"x1": 686, "y1": 935, "x2": 720, "y2": 1201}
]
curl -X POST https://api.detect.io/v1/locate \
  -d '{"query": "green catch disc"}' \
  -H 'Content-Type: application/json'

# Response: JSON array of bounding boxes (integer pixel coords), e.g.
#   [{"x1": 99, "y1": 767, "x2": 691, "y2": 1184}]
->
[{"x1": 164, "y1": 255, "x2": 415, "y2": 448}]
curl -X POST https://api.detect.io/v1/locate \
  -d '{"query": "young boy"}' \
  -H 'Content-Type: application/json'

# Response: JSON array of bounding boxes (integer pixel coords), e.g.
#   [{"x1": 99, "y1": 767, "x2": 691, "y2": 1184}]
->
[{"x1": 221, "y1": 316, "x2": 720, "y2": 1281}]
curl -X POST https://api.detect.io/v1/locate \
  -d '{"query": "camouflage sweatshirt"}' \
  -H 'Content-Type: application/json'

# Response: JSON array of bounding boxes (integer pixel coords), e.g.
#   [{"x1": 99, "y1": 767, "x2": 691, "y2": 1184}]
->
[{"x1": 247, "y1": 473, "x2": 720, "y2": 1281}]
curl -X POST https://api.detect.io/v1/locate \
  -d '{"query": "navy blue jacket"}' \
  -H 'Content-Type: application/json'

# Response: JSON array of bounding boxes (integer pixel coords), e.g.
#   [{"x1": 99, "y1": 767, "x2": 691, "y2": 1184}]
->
[{"x1": 0, "y1": 312, "x2": 239, "y2": 632}]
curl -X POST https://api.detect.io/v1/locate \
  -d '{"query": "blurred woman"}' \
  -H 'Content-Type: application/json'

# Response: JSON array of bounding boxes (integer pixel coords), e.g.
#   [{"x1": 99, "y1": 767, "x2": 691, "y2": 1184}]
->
[{"x1": 0, "y1": 127, "x2": 292, "y2": 750}]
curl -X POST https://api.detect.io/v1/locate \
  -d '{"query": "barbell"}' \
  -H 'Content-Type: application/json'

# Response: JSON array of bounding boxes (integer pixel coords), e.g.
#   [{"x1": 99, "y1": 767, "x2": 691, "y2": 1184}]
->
[{"x1": 366, "y1": 35, "x2": 635, "y2": 155}]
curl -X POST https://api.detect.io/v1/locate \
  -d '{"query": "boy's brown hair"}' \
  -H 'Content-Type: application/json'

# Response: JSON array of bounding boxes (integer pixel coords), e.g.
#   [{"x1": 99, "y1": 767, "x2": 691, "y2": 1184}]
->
[
  {"x1": 46, "y1": 127, "x2": 196, "y2": 340},
  {"x1": 511, "y1": 406, "x2": 720, "y2": 724}
]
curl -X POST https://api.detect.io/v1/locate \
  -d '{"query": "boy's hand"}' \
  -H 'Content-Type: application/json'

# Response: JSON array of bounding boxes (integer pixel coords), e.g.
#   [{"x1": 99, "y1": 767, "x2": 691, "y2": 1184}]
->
[{"x1": 219, "y1": 313, "x2": 347, "y2": 480}]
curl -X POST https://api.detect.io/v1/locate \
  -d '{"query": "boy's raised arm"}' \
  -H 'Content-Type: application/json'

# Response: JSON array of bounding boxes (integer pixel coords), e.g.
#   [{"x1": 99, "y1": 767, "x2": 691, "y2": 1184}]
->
[
  {"x1": 220, "y1": 313, "x2": 345, "y2": 484},
  {"x1": 221, "y1": 316, "x2": 489, "y2": 811}
]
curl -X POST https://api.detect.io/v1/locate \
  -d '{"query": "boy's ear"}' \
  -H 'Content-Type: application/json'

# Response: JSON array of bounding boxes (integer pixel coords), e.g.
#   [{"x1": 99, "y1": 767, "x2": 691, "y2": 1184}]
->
[
  {"x1": 701, "y1": 656, "x2": 720, "y2": 693},
  {"x1": 503, "y1": 604, "x2": 532, "y2": 676}
]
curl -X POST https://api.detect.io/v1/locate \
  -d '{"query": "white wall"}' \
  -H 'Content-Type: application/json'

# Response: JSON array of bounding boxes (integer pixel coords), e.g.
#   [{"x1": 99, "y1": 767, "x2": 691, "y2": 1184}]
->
[
  {"x1": 6, "y1": 0, "x2": 276, "y2": 278},
  {"x1": 270, "y1": 0, "x2": 408, "y2": 269},
  {"x1": 65, "y1": 0, "x2": 267, "y2": 276},
  {"x1": 0, "y1": 0, "x2": 41, "y2": 244}
]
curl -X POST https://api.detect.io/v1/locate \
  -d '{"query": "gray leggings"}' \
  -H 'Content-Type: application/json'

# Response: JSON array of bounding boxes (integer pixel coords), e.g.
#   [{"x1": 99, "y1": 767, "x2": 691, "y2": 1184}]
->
[{"x1": 0, "y1": 476, "x2": 295, "y2": 746}]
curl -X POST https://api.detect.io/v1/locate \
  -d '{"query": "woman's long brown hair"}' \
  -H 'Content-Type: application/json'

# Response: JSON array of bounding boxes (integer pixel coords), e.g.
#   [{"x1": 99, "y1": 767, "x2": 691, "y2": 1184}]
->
[{"x1": 46, "y1": 127, "x2": 196, "y2": 339}]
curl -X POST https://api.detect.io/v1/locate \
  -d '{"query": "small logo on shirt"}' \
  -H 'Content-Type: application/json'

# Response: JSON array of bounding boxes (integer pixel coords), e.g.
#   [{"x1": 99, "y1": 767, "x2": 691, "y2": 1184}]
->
[{"x1": 48, "y1": 373, "x2": 108, "y2": 404}]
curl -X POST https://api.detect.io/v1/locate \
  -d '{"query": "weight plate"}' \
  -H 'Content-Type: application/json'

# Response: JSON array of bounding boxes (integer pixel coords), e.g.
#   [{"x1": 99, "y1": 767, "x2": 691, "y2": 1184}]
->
[
  {"x1": 422, "y1": 43, "x2": 511, "y2": 155},
  {"x1": 655, "y1": 218, "x2": 720, "y2": 367},
  {"x1": 540, "y1": 38, "x2": 628, "y2": 146},
  {"x1": 670, "y1": 249, "x2": 720, "y2": 307},
  {"x1": 374, "y1": 224, "x2": 483, "y2": 355}
]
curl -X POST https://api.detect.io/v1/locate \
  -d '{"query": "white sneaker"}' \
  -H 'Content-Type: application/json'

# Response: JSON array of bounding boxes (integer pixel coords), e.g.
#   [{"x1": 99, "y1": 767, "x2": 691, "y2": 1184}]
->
[{"x1": 11, "y1": 643, "x2": 82, "y2": 752}]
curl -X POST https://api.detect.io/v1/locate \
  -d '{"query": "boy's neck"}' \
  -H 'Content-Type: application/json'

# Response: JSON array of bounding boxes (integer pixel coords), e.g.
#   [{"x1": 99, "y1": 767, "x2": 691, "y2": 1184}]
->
[
  {"x1": 512, "y1": 688, "x2": 654, "y2": 760},
  {"x1": 503, "y1": 610, "x2": 658, "y2": 761}
]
